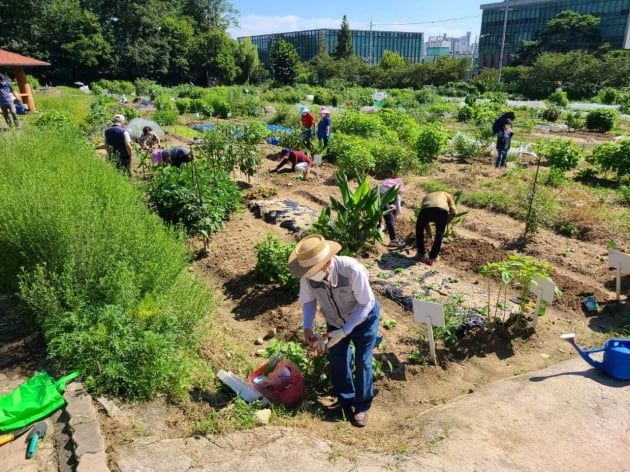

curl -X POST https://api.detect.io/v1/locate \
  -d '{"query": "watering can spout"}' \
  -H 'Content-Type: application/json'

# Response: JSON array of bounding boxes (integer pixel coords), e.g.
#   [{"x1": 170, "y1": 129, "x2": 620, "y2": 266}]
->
[
  {"x1": 560, "y1": 334, "x2": 630, "y2": 380},
  {"x1": 560, "y1": 333, "x2": 605, "y2": 370}
]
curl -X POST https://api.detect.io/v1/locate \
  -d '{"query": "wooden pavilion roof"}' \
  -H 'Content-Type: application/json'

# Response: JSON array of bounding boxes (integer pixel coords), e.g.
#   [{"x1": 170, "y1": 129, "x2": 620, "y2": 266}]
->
[{"x1": 0, "y1": 49, "x2": 49, "y2": 67}]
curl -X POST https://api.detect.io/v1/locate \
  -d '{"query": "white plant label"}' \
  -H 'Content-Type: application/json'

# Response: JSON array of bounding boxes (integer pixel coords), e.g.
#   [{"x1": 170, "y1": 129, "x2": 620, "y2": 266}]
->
[
  {"x1": 528, "y1": 276, "x2": 557, "y2": 330},
  {"x1": 608, "y1": 249, "x2": 630, "y2": 300},
  {"x1": 412, "y1": 299, "x2": 445, "y2": 366}
]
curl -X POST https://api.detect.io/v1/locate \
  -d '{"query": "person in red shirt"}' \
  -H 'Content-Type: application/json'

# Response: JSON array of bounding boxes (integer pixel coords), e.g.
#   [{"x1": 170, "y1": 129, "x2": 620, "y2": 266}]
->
[
  {"x1": 300, "y1": 106, "x2": 315, "y2": 144},
  {"x1": 270, "y1": 148, "x2": 312, "y2": 179}
]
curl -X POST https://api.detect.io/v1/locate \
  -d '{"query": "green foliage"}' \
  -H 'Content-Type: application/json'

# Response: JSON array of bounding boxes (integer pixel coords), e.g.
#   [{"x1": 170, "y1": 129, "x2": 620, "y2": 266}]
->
[
  {"x1": 93, "y1": 79, "x2": 136, "y2": 96},
  {"x1": 254, "y1": 234, "x2": 299, "y2": 293},
  {"x1": 537, "y1": 139, "x2": 583, "y2": 173},
  {"x1": 585, "y1": 109, "x2": 617, "y2": 132},
  {"x1": 371, "y1": 141, "x2": 414, "y2": 179},
  {"x1": 32, "y1": 111, "x2": 77, "y2": 132},
  {"x1": 452, "y1": 132, "x2": 480, "y2": 162},
  {"x1": 311, "y1": 172, "x2": 398, "y2": 254},
  {"x1": 148, "y1": 162, "x2": 241, "y2": 237},
  {"x1": 565, "y1": 111, "x2": 584, "y2": 130},
  {"x1": 414, "y1": 122, "x2": 449, "y2": 162},
  {"x1": 263, "y1": 340, "x2": 330, "y2": 393},
  {"x1": 333, "y1": 15, "x2": 354, "y2": 60},
  {"x1": 598, "y1": 87, "x2": 620, "y2": 105},
  {"x1": 270, "y1": 37, "x2": 300, "y2": 86},
  {"x1": 0, "y1": 127, "x2": 212, "y2": 400},
  {"x1": 590, "y1": 140, "x2": 630, "y2": 181},
  {"x1": 479, "y1": 255, "x2": 558, "y2": 325},
  {"x1": 542, "y1": 108, "x2": 559, "y2": 122},
  {"x1": 547, "y1": 89, "x2": 568, "y2": 106},
  {"x1": 152, "y1": 109, "x2": 179, "y2": 126},
  {"x1": 457, "y1": 106, "x2": 472, "y2": 122},
  {"x1": 335, "y1": 110, "x2": 391, "y2": 139},
  {"x1": 328, "y1": 133, "x2": 376, "y2": 177}
]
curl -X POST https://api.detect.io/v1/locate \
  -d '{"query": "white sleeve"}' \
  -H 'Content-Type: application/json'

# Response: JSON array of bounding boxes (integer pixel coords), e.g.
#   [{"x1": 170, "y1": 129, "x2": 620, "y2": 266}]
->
[{"x1": 123, "y1": 131, "x2": 132, "y2": 144}]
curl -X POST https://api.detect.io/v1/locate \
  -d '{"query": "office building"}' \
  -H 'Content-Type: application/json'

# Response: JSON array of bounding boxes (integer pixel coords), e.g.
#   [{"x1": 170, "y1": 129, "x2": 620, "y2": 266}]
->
[
  {"x1": 240, "y1": 29, "x2": 424, "y2": 67},
  {"x1": 479, "y1": 0, "x2": 630, "y2": 69}
]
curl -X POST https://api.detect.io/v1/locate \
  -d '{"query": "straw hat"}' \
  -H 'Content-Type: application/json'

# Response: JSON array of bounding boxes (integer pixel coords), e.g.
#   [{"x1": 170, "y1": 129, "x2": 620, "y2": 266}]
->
[{"x1": 288, "y1": 234, "x2": 341, "y2": 278}]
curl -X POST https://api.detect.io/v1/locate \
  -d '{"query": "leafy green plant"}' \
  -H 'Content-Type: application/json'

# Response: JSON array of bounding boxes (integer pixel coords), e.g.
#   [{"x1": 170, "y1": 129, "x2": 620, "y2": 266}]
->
[
  {"x1": 479, "y1": 255, "x2": 558, "y2": 327},
  {"x1": 328, "y1": 133, "x2": 376, "y2": 177},
  {"x1": 585, "y1": 109, "x2": 617, "y2": 132},
  {"x1": 383, "y1": 319, "x2": 397, "y2": 330},
  {"x1": 310, "y1": 172, "x2": 398, "y2": 254},
  {"x1": 254, "y1": 233, "x2": 299, "y2": 293},
  {"x1": 452, "y1": 132, "x2": 480, "y2": 162},
  {"x1": 547, "y1": 90, "x2": 568, "y2": 107},
  {"x1": 414, "y1": 122, "x2": 449, "y2": 163},
  {"x1": 542, "y1": 108, "x2": 559, "y2": 122},
  {"x1": 536, "y1": 139, "x2": 583, "y2": 178},
  {"x1": 590, "y1": 140, "x2": 630, "y2": 182}
]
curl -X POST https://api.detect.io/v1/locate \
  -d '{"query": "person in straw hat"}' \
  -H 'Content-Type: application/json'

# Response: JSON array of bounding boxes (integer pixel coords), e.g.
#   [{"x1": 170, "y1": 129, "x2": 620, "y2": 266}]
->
[{"x1": 288, "y1": 234, "x2": 380, "y2": 427}]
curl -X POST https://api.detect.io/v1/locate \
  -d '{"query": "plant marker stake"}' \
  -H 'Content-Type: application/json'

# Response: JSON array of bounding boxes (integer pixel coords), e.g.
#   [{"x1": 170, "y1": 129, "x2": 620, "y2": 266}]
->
[
  {"x1": 528, "y1": 276, "x2": 556, "y2": 330},
  {"x1": 412, "y1": 299, "x2": 445, "y2": 366},
  {"x1": 608, "y1": 249, "x2": 630, "y2": 301}
]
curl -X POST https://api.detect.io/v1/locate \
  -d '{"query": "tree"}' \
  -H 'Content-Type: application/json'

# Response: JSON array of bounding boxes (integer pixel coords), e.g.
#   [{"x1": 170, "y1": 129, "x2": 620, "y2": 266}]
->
[
  {"x1": 513, "y1": 10, "x2": 603, "y2": 65},
  {"x1": 181, "y1": 0, "x2": 239, "y2": 31},
  {"x1": 333, "y1": 15, "x2": 353, "y2": 60},
  {"x1": 192, "y1": 29, "x2": 239, "y2": 85},
  {"x1": 378, "y1": 51, "x2": 406, "y2": 70},
  {"x1": 236, "y1": 38, "x2": 260, "y2": 84},
  {"x1": 269, "y1": 38, "x2": 299, "y2": 86}
]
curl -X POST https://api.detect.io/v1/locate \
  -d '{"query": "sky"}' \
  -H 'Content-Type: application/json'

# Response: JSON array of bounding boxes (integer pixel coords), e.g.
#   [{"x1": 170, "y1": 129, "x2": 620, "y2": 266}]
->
[{"x1": 227, "y1": 0, "x2": 485, "y2": 41}]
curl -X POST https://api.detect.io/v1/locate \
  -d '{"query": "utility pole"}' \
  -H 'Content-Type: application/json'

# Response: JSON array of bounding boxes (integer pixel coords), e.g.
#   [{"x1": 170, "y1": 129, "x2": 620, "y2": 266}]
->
[
  {"x1": 369, "y1": 18, "x2": 373, "y2": 65},
  {"x1": 498, "y1": 0, "x2": 509, "y2": 83}
]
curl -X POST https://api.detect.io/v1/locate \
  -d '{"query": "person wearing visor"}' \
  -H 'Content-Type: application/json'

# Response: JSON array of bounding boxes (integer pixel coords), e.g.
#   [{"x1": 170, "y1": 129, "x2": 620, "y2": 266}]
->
[{"x1": 288, "y1": 234, "x2": 380, "y2": 427}]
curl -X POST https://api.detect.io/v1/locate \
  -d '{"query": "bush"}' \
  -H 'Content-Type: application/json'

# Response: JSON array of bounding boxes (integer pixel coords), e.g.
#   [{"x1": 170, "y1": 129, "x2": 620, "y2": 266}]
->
[
  {"x1": 598, "y1": 87, "x2": 620, "y2": 105},
  {"x1": 585, "y1": 109, "x2": 617, "y2": 132},
  {"x1": 0, "y1": 128, "x2": 213, "y2": 400},
  {"x1": 457, "y1": 106, "x2": 472, "y2": 122},
  {"x1": 452, "y1": 132, "x2": 480, "y2": 161},
  {"x1": 547, "y1": 90, "x2": 569, "y2": 107},
  {"x1": 414, "y1": 122, "x2": 449, "y2": 162},
  {"x1": 537, "y1": 139, "x2": 583, "y2": 173},
  {"x1": 254, "y1": 234, "x2": 299, "y2": 293},
  {"x1": 542, "y1": 108, "x2": 559, "y2": 122},
  {"x1": 148, "y1": 161, "x2": 242, "y2": 236},
  {"x1": 152, "y1": 110, "x2": 179, "y2": 126},
  {"x1": 371, "y1": 141, "x2": 414, "y2": 178},
  {"x1": 328, "y1": 133, "x2": 375, "y2": 177},
  {"x1": 175, "y1": 98, "x2": 192, "y2": 114},
  {"x1": 590, "y1": 140, "x2": 630, "y2": 181}
]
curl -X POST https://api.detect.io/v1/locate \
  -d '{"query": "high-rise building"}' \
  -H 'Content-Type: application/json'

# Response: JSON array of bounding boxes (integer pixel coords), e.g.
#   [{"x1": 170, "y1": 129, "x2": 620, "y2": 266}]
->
[
  {"x1": 479, "y1": 0, "x2": 630, "y2": 69},
  {"x1": 240, "y1": 29, "x2": 424, "y2": 67}
]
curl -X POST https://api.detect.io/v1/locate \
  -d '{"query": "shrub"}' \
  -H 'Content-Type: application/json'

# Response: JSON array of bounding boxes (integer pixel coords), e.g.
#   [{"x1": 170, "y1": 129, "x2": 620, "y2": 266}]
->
[
  {"x1": 371, "y1": 141, "x2": 414, "y2": 178},
  {"x1": 153, "y1": 94, "x2": 175, "y2": 111},
  {"x1": 565, "y1": 111, "x2": 584, "y2": 130},
  {"x1": 537, "y1": 139, "x2": 583, "y2": 173},
  {"x1": 0, "y1": 128, "x2": 212, "y2": 400},
  {"x1": 457, "y1": 106, "x2": 472, "y2": 122},
  {"x1": 32, "y1": 111, "x2": 77, "y2": 132},
  {"x1": 335, "y1": 110, "x2": 390, "y2": 139},
  {"x1": 328, "y1": 133, "x2": 375, "y2": 177},
  {"x1": 547, "y1": 90, "x2": 568, "y2": 107},
  {"x1": 598, "y1": 87, "x2": 620, "y2": 105},
  {"x1": 542, "y1": 108, "x2": 559, "y2": 122},
  {"x1": 254, "y1": 233, "x2": 299, "y2": 293},
  {"x1": 585, "y1": 109, "x2": 617, "y2": 132},
  {"x1": 452, "y1": 132, "x2": 480, "y2": 161},
  {"x1": 590, "y1": 140, "x2": 630, "y2": 181},
  {"x1": 175, "y1": 98, "x2": 192, "y2": 114},
  {"x1": 152, "y1": 110, "x2": 179, "y2": 126},
  {"x1": 148, "y1": 162, "x2": 242, "y2": 236},
  {"x1": 414, "y1": 122, "x2": 449, "y2": 162}
]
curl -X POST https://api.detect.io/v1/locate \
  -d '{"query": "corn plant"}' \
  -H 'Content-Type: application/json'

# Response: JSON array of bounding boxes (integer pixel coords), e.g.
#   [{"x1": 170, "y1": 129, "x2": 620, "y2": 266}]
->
[{"x1": 310, "y1": 172, "x2": 398, "y2": 255}]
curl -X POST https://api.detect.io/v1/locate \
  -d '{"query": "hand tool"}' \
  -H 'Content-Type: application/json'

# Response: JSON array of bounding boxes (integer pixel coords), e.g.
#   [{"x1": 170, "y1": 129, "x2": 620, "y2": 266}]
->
[
  {"x1": 0, "y1": 425, "x2": 32, "y2": 446},
  {"x1": 25, "y1": 421, "x2": 47, "y2": 459}
]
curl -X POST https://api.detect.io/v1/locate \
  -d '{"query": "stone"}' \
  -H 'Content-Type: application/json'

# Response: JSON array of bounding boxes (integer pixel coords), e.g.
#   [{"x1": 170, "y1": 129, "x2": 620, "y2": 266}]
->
[
  {"x1": 254, "y1": 337, "x2": 264, "y2": 345},
  {"x1": 73, "y1": 421, "x2": 106, "y2": 457},
  {"x1": 254, "y1": 409, "x2": 272, "y2": 426},
  {"x1": 76, "y1": 451, "x2": 110, "y2": 472},
  {"x1": 95, "y1": 396, "x2": 121, "y2": 418}
]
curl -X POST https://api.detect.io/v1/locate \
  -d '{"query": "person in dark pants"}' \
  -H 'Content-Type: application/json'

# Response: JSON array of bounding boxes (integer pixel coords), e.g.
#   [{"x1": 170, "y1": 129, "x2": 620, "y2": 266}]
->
[
  {"x1": 0, "y1": 74, "x2": 20, "y2": 128},
  {"x1": 151, "y1": 147, "x2": 193, "y2": 167},
  {"x1": 289, "y1": 234, "x2": 380, "y2": 428},
  {"x1": 415, "y1": 191, "x2": 456, "y2": 266},
  {"x1": 104, "y1": 114, "x2": 133, "y2": 176},
  {"x1": 378, "y1": 178, "x2": 404, "y2": 247},
  {"x1": 495, "y1": 119, "x2": 513, "y2": 168}
]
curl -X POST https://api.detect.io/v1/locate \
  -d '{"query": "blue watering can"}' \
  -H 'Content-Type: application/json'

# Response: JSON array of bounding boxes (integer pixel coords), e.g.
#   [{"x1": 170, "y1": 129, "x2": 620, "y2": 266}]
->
[{"x1": 561, "y1": 333, "x2": 630, "y2": 380}]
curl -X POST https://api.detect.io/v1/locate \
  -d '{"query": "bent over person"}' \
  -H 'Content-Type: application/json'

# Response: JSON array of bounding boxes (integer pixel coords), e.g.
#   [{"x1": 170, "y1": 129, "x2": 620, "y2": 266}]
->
[
  {"x1": 288, "y1": 234, "x2": 380, "y2": 427},
  {"x1": 415, "y1": 191, "x2": 456, "y2": 266},
  {"x1": 269, "y1": 148, "x2": 312, "y2": 178}
]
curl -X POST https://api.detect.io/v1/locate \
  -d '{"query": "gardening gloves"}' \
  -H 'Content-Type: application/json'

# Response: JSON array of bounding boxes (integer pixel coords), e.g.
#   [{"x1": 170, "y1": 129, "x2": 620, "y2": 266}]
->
[{"x1": 325, "y1": 329, "x2": 346, "y2": 349}]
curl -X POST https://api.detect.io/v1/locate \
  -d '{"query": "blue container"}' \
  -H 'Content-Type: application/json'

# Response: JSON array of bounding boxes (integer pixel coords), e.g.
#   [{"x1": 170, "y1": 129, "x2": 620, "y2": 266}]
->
[{"x1": 15, "y1": 103, "x2": 26, "y2": 115}]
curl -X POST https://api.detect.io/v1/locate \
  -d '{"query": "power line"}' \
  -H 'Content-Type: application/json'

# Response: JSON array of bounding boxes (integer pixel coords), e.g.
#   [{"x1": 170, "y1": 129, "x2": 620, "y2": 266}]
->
[{"x1": 367, "y1": 14, "x2": 481, "y2": 27}]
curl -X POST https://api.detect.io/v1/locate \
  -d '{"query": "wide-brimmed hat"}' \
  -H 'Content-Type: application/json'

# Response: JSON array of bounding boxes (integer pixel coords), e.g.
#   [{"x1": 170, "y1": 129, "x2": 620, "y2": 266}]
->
[
  {"x1": 288, "y1": 234, "x2": 341, "y2": 278},
  {"x1": 318, "y1": 107, "x2": 330, "y2": 116},
  {"x1": 113, "y1": 114, "x2": 125, "y2": 124},
  {"x1": 299, "y1": 106, "x2": 310, "y2": 115}
]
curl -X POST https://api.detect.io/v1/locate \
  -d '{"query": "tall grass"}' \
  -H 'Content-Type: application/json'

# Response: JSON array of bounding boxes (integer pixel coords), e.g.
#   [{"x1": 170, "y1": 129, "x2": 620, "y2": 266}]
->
[{"x1": 0, "y1": 127, "x2": 213, "y2": 399}]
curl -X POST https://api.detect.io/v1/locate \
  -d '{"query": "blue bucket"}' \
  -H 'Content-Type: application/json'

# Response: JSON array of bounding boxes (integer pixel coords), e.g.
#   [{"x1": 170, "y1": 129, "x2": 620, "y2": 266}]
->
[{"x1": 15, "y1": 103, "x2": 26, "y2": 115}]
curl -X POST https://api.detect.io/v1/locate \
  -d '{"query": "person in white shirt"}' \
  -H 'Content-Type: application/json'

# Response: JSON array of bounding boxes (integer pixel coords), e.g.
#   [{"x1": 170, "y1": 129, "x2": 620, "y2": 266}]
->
[{"x1": 288, "y1": 234, "x2": 380, "y2": 427}]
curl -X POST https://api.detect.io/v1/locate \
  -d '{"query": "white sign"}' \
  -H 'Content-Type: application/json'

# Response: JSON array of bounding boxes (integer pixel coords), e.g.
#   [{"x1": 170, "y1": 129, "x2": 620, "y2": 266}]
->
[
  {"x1": 412, "y1": 299, "x2": 445, "y2": 366},
  {"x1": 528, "y1": 276, "x2": 557, "y2": 330},
  {"x1": 608, "y1": 249, "x2": 630, "y2": 300}
]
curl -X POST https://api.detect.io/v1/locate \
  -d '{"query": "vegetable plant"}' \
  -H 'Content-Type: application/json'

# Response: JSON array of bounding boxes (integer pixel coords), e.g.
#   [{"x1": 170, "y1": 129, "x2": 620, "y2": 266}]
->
[{"x1": 254, "y1": 233, "x2": 299, "y2": 294}]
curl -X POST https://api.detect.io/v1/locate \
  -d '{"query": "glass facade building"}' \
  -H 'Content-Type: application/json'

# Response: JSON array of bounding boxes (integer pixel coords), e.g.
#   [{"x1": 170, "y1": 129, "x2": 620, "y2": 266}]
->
[
  {"x1": 241, "y1": 29, "x2": 424, "y2": 67},
  {"x1": 479, "y1": 0, "x2": 630, "y2": 68}
]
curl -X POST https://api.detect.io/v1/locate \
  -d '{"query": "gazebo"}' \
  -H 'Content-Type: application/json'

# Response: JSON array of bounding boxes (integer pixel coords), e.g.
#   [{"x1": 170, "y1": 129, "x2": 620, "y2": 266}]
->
[{"x1": 0, "y1": 49, "x2": 50, "y2": 112}]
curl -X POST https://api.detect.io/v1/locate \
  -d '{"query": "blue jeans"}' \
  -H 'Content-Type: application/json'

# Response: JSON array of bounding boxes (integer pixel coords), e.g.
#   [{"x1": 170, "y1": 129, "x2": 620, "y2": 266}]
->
[
  {"x1": 327, "y1": 301, "x2": 380, "y2": 413},
  {"x1": 496, "y1": 149, "x2": 508, "y2": 167}
]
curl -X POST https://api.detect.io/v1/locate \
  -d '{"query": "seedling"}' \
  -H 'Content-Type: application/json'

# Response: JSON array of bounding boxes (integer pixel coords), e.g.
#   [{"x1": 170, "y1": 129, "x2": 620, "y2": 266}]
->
[
  {"x1": 383, "y1": 319, "x2": 398, "y2": 330},
  {"x1": 394, "y1": 267, "x2": 405, "y2": 274}
]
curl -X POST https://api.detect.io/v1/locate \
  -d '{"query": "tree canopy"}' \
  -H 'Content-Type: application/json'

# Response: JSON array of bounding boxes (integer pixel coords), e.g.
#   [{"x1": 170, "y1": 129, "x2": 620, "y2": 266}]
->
[{"x1": 333, "y1": 15, "x2": 354, "y2": 60}]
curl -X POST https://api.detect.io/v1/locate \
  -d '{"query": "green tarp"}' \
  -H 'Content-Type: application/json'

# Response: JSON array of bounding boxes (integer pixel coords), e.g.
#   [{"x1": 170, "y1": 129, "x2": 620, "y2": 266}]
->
[{"x1": 0, "y1": 370, "x2": 79, "y2": 433}]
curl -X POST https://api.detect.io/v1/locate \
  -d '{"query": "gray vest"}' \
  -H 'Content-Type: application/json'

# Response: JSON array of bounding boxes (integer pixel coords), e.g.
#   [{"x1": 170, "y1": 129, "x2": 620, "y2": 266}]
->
[{"x1": 306, "y1": 257, "x2": 368, "y2": 329}]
